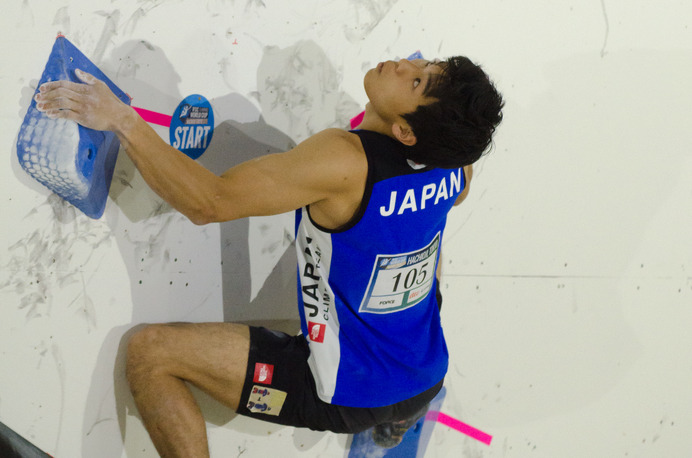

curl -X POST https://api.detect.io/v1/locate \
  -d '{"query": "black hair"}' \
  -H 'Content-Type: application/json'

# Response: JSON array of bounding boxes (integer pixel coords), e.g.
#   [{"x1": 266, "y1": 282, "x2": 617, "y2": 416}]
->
[{"x1": 402, "y1": 56, "x2": 504, "y2": 168}]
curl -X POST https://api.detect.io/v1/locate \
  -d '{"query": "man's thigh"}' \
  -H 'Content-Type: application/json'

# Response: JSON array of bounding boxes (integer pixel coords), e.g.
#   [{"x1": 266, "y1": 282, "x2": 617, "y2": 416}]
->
[{"x1": 131, "y1": 322, "x2": 250, "y2": 411}]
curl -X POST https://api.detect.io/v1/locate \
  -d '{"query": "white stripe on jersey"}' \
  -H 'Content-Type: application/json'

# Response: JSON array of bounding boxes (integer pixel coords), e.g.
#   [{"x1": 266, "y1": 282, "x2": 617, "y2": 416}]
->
[{"x1": 296, "y1": 208, "x2": 340, "y2": 403}]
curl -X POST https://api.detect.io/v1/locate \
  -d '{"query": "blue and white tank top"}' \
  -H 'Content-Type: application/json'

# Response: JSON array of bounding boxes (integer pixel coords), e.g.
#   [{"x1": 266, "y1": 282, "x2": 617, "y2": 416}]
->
[{"x1": 295, "y1": 129, "x2": 464, "y2": 407}]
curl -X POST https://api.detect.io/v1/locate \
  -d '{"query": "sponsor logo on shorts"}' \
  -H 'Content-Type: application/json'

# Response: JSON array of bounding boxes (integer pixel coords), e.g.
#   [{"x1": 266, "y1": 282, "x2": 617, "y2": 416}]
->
[
  {"x1": 307, "y1": 321, "x2": 326, "y2": 343},
  {"x1": 253, "y1": 362, "x2": 274, "y2": 385},
  {"x1": 246, "y1": 385, "x2": 287, "y2": 416}
]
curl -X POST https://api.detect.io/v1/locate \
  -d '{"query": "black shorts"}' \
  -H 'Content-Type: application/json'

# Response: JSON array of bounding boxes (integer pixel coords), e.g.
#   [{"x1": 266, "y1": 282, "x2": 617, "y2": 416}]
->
[{"x1": 235, "y1": 326, "x2": 444, "y2": 434}]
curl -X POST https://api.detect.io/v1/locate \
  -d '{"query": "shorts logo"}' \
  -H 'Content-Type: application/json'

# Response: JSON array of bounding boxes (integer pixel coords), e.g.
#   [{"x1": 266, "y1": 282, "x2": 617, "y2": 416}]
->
[
  {"x1": 308, "y1": 321, "x2": 326, "y2": 343},
  {"x1": 253, "y1": 363, "x2": 274, "y2": 385},
  {"x1": 246, "y1": 385, "x2": 287, "y2": 416}
]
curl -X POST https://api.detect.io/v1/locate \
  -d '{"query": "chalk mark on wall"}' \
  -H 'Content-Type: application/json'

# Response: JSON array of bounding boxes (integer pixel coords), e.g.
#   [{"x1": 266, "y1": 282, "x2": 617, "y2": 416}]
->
[
  {"x1": 344, "y1": 0, "x2": 400, "y2": 43},
  {"x1": 122, "y1": 2, "x2": 164, "y2": 35},
  {"x1": 52, "y1": 7, "x2": 71, "y2": 35},
  {"x1": 1, "y1": 195, "x2": 110, "y2": 328},
  {"x1": 599, "y1": 0, "x2": 610, "y2": 57},
  {"x1": 19, "y1": 0, "x2": 34, "y2": 27},
  {"x1": 51, "y1": 343, "x2": 66, "y2": 455},
  {"x1": 245, "y1": 0, "x2": 267, "y2": 9},
  {"x1": 92, "y1": 10, "x2": 121, "y2": 64},
  {"x1": 257, "y1": 41, "x2": 360, "y2": 144}
]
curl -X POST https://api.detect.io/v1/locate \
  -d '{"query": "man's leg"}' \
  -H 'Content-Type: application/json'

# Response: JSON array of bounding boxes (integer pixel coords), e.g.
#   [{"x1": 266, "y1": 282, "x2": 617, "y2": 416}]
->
[
  {"x1": 125, "y1": 322, "x2": 250, "y2": 458},
  {"x1": 372, "y1": 402, "x2": 430, "y2": 448}
]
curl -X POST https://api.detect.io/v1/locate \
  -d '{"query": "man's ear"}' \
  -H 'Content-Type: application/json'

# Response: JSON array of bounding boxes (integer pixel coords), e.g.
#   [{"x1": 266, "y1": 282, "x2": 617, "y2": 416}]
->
[{"x1": 392, "y1": 123, "x2": 417, "y2": 146}]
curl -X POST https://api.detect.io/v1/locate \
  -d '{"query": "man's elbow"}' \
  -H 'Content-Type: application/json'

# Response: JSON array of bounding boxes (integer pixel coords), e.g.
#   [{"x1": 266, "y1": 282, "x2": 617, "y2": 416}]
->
[
  {"x1": 180, "y1": 199, "x2": 217, "y2": 225},
  {"x1": 454, "y1": 188, "x2": 470, "y2": 206},
  {"x1": 189, "y1": 205, "x2": 224, "y2": 225},
  {"x1": 187, "y1": 198, "x2": 236, "y2": 225},
  {"x1": 454, "y1": 165, "x2": 473, "y2": 206},
  {"x1": 188, "y1": 212, "x2": 213, "y2": 226}
]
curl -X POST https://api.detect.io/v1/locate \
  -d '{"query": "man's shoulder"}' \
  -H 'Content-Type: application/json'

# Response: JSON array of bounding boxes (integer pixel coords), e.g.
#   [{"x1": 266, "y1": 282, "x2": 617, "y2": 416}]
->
[
  {"x1": 282, "y1": 128, "x2": 367, "y2": 185},
  {"x1": 309, "y1": 128, "x2": 364, "y2": 154},
  {"x1": 293, "y1": 128, "x2": 366, "y2": 172},
  {"x1": 291, "y1": 129, "x2": 369, "y2": 228}
]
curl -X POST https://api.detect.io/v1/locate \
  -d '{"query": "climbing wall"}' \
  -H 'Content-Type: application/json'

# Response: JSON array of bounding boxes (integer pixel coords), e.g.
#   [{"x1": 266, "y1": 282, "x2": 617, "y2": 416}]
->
[{"x1": 1, "y1": 1, "x2": 692, "y2": 457}]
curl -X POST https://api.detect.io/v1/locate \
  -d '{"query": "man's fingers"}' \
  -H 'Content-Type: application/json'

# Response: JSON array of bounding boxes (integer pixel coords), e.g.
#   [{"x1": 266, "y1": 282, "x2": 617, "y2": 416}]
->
[
  {"x1": 38, "y1": 74, "x2": 96, "y2": 95},
  {"x1": 35, "y1": 86, "x2": 82, "y2": 106},
  {"x1": 75, "y1": 68, "x2": 97, "y2": 85},
  {"x1": 33, "y1": 71, "x2": 115, "y2": 131},
  {"x1": 39, "y1": 96, "x2": 86, "y2": 123},
  {"x1": 44, "y1": 108, "x2": 81, "y2": 123},
  {"x1": 36, "y1": 96, "x2": 80, "y2": 115},
  {"x1": 39, "y1": 79, "x2": 79, "y2": 93},
  {"x1": 35, "y1": 86, "x2": 87, "y2": 120}
]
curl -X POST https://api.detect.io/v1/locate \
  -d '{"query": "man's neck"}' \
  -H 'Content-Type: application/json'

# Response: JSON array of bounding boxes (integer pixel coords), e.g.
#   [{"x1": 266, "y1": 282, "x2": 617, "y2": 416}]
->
[{"x1": 355, "y1": 103, "x2": 395, "y2": 138}]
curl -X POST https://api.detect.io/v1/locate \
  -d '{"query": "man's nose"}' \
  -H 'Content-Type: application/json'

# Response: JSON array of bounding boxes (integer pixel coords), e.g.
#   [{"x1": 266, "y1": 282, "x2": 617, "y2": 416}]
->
[{"x1": 396, "y1": 59, "x2": 415, "y2": 73}]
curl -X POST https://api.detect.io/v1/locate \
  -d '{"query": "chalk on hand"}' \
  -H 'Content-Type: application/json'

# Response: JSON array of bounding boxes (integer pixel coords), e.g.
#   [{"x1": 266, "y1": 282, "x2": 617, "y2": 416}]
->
[{"x1": 16, "y1": 34, "x2": 131, "y2": 219}]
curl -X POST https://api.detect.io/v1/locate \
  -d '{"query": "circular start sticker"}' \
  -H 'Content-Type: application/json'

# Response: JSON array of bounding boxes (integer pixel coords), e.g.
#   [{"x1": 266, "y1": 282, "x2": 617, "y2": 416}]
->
[{"x1": 169, "y1": 94, "x2": 214, "y2": 159}]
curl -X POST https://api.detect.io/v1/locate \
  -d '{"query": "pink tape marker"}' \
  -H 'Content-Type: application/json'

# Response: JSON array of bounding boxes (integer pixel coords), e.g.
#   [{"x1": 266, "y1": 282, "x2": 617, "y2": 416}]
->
[
  {"x1": 426, "y1": 411, "x2": 493, "y2": 445},
  {"x1": 350, "y1": 111, "x2": 364, "y2": 129},
  {"x1": 132, "y1": 106, "x2": 173, "y2": 127}
]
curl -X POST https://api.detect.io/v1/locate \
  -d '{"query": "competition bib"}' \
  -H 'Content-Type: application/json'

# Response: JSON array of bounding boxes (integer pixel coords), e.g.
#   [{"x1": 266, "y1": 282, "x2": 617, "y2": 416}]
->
[{"x1": 359, "y1": 233, "x2": 440, "y2": 314}]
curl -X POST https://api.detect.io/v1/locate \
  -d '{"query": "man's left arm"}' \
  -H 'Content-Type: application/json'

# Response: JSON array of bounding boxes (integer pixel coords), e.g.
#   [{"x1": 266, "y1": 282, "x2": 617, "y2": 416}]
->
[
  {"x1": 437, "y1": 164, "x2": 474, "y2": 281},
  {"x1": 454, "y1": 164, "x2": 473, "y2": 206}
]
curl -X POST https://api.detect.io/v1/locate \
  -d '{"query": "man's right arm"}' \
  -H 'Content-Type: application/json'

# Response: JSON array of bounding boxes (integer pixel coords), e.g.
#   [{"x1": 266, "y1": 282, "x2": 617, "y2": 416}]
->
[
  {"x1": 36, "y1": 70, "x2": 367, "y2": 225},
  {"x1": 116, "y1": 116, "x2": 366, "y2": 225}
]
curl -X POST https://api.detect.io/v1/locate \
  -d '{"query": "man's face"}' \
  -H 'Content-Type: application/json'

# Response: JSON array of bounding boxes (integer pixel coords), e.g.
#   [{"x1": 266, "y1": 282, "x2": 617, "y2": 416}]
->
[{"x1": 364, "y1": 58, "x2": 442, "y2": 125}]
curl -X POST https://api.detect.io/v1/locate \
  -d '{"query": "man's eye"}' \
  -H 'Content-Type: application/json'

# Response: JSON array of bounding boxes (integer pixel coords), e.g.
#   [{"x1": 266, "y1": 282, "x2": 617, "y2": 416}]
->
[{"x1": 413, "y1": 78, "x2": 421, "y2": 88}]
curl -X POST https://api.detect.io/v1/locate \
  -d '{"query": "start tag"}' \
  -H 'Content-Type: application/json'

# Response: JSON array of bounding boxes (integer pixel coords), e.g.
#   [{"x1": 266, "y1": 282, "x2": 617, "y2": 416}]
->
[{"x1": 169, "y1": 94, "x2": 214, "y2": 159}]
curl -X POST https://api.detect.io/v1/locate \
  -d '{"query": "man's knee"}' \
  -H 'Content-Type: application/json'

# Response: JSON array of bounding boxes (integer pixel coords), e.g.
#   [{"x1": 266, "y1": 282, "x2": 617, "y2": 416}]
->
[{"x1": 125, "y1": 324, "x2": 171, "y2": 385}]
